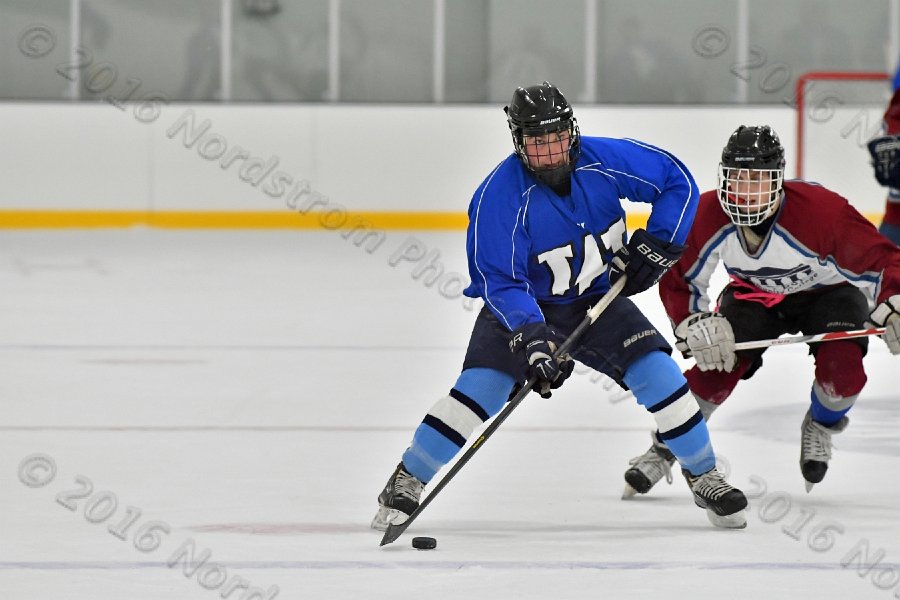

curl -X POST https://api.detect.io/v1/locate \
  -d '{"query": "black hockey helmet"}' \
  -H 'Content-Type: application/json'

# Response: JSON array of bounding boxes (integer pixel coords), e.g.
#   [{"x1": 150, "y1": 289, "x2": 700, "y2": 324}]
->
[
  {"x1": 720, "y1": 125, "x2": 785, "y2": 171},
  {"x1": 505, "y1": 82, "x2": 581, "y2": 187},
  {"x1": 717, "y1": 125, "x2": 786, "y2": 225}
]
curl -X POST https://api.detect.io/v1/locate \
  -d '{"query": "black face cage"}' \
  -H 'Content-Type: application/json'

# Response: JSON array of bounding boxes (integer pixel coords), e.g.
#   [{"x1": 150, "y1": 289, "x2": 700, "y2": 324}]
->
[{"x1": 510, "y1": 118, "x2": 581, "y2": 174}]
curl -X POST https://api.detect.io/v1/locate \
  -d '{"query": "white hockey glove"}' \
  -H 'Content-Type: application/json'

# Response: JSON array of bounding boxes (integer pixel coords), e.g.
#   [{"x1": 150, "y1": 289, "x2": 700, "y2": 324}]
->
[
  {"x1": 870, "y1": 295, "x2": 900, "y2": 355},
  {"x1": 674, "y1": 312, "x2": 737, "y2": 372}
]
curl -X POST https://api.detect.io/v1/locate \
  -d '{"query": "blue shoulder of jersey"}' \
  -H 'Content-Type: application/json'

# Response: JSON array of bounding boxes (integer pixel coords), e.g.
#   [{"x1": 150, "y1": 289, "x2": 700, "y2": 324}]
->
[{"x1": 579, "y1": 136, "x2": 698, "y2": 245}]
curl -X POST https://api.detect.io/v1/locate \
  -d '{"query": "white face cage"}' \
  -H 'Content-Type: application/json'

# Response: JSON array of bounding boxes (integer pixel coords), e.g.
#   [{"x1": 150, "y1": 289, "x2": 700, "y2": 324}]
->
[{"x1": 717, "y1": 164, "x2": 784, "y2": 226}]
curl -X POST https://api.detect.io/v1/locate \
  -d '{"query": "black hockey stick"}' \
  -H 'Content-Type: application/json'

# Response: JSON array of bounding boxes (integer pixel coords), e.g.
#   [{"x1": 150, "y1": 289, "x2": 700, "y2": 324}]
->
[{"x1": 379, "y1": 276, "x2": 627, "y2": 546}]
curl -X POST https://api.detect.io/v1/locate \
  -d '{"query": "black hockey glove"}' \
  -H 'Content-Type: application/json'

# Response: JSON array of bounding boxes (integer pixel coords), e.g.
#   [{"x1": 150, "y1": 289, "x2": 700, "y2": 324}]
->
[
  {"x1": 607, "y1": 229, "x2": 684, "y2": 297},
  {"x1": 868, "y1": 135, "x2": 900, "y2": 188},
  {"x1": 509, "y1": 322, "x2": 575, "y2": 399}
]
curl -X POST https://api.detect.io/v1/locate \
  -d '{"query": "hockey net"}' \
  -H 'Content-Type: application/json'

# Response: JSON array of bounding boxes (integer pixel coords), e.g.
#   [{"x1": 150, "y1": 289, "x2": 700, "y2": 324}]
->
[{"x1": 795, "y1": 71, "x2": 891, "y2": 220}]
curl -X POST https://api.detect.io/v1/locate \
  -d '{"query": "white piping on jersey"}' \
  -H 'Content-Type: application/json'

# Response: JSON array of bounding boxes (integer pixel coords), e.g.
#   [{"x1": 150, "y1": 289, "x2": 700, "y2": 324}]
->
[
  {"x1": 518, "y1": 188, "x2": 544, "y2": 319},
  {"x1": 623, "y1": 138, "x2": 694, "y2": 244},
  {"x1": 604, "y1": 168, "x2": 662, "y2": 193},
  {"x1": 511, "y1": 204, "x2": 523, "y2": 282},
  {"x1": 684, "y1": 224, "x2": 732, "y2": 314},
  {"x1": 511, "y1": 188, "x2": 536, "y2": 300},
  {"x1": 575, "y1": 161, "x2": 609, "y2": 174},
  {"x1": 773, "y1": 226, "x2": 882, "y2": 296},
  {"x1": 471, "y1": 160, "x2": 512, "y2": 328},
  {"x1": 576, "y1": 163, "x2": 619, "y2": 181},
  {"x1": 576, "y1": 161, "x2": 666, "y2": 196},
  {"x1": 685, "y1": 222, "x2": 884, "y2": 314}
]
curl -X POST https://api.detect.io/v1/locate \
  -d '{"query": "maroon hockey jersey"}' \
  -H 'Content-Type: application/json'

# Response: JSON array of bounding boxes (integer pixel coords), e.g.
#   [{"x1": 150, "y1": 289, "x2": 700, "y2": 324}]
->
[{"x1": 659, "y1": 181, "x2": 900, "y2": 325}]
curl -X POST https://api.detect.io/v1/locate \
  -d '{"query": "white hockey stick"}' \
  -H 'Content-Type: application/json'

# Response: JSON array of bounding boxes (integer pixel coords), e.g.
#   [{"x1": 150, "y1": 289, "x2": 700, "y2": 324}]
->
[{"x1": 733, "y1": 327, "x2": 886, "y2": 351}]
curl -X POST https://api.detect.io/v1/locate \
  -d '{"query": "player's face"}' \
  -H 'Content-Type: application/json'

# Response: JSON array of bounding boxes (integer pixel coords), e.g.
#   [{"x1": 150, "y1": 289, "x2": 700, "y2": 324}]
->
[
  {"x1": 522, "y1": 130, "x2": 571, "y2": 170},
  {"x1": 717, "y1": 163, "x2": 784, "y2": 226},
  {"x1": 723, "y1": 168, "x2": 775, "y2": 212}
]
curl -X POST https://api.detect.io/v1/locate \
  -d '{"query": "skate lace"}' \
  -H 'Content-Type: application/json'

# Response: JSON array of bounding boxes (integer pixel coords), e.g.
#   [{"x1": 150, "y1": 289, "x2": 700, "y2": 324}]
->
[
  {"x1": 692, "y1": 470, "x2": 733, "y2": 500},
  {"x1": 394, "y1": 470, "x2": 424, "y2": 501},
  {"x1": 627, "y1": 446, "x2": 674, "y2": 485},
  {"x1": 802, "y1": 420, "x2": 835, "y2": 462}
]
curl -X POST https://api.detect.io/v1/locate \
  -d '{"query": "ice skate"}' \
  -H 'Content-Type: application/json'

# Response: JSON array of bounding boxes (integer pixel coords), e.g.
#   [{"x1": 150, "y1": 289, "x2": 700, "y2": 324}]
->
[
  {"x1": 622, "y1": 432, "x2": 676, "y2": 499},
  {"x1": 683, "y1": 467, "x2": 748, "y2": 529},
  {"x1": 800, "y1": 410, "x2": 848, "y2": 492},
  {"x1": 371, "y1": 463, "x2": 424, "y2": 531}
]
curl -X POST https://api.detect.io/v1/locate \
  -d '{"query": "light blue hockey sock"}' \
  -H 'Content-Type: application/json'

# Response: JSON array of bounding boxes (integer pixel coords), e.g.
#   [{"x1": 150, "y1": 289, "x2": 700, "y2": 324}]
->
[
  {"x1": 402, "y1": 368, "x2": 516, "y2": 483},
  {"x1": 624, "y1": 351, "x2": 715, "y2": 476}
]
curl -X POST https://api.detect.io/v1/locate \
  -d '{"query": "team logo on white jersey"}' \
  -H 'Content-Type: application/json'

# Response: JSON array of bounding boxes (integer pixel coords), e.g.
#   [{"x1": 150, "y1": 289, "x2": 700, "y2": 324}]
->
[{"x1": 731, "y1": 264, "x2": 817, "y2": 294}]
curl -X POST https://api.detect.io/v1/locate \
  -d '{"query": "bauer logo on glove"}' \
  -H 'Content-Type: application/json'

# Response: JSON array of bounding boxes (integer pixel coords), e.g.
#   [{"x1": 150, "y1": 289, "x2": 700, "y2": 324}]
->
[
  {"x1": 635, "y1": 242, "x2": 680, "y2": 268},
  {"x1": 608, "y1": 229, "x2": 684, "y2": 297}
]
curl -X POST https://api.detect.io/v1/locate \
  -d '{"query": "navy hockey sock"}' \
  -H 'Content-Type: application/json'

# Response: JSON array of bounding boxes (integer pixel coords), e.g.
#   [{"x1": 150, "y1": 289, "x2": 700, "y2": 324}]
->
[{"x1": 880, "y1": 200, "x2": 900, "y2": 245}]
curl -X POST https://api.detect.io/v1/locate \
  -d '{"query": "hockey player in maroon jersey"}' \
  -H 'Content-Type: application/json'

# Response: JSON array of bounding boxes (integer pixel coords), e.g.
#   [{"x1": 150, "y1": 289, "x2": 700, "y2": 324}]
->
[
  {"x1": 623, "y1": 125, "x2": 900, "y2": 496},
  {"x1": 868, "y1": 83, "x2": 900, "y2": 245}
]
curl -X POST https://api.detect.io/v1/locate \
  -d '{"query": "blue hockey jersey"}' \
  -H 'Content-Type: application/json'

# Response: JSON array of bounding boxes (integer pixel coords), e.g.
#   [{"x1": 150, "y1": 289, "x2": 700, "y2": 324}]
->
[{"x1": 463, "y1": 135, "x2": 698, "y2": 331}]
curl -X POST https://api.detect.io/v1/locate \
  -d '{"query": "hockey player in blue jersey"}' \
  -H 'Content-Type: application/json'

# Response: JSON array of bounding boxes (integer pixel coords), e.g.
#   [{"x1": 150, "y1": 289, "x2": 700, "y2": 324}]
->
[{"x1": 371, "y1": 82, "x2": 748, "y2": 531}]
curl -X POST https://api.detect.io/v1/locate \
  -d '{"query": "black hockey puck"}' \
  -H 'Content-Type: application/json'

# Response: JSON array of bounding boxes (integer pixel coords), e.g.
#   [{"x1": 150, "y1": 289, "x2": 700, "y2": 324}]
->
[{"x1": 411, "y1": 536, "x2": 437, "y2": 550}]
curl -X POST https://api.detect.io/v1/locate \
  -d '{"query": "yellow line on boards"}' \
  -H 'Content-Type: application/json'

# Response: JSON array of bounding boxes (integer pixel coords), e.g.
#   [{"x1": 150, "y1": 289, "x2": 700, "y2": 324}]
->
[
  {"x1": 0, "y1": 210, "x2": 885, "y2": 231},
  {"x1": 0, "y1": 210, "x2": 469, "y2": 230}
]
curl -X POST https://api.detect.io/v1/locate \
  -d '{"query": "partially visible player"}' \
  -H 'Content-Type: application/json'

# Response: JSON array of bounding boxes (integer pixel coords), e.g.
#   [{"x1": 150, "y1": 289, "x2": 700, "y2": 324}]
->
[
  {"x1": 623, "y1": 125, "x2": 900, "y2": 497},
  {"x1": 371, "y1": 82, "x2": 748, "y2": 532},
  {"x1": 867, "y1": 65, "x2": 900, "y2": 245}
]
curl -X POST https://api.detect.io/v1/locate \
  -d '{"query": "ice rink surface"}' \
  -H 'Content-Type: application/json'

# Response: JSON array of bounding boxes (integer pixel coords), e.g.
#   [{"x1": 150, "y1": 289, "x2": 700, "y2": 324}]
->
[{"x1": 2, "y1": 229, "x2": 899, "y2": 599}]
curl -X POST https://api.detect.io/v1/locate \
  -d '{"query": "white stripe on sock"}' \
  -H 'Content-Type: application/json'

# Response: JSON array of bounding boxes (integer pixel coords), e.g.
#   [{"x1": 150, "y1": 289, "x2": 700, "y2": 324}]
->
[
  {"x1": 654, "y1": 391, "x2": 701, "y2": 434},
  {"x1": 812, "y1": 381, "x2": 857, "y2": 412},
  {"x1": 427, "y1": 394, "x2": 484, "y2": 439}
]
